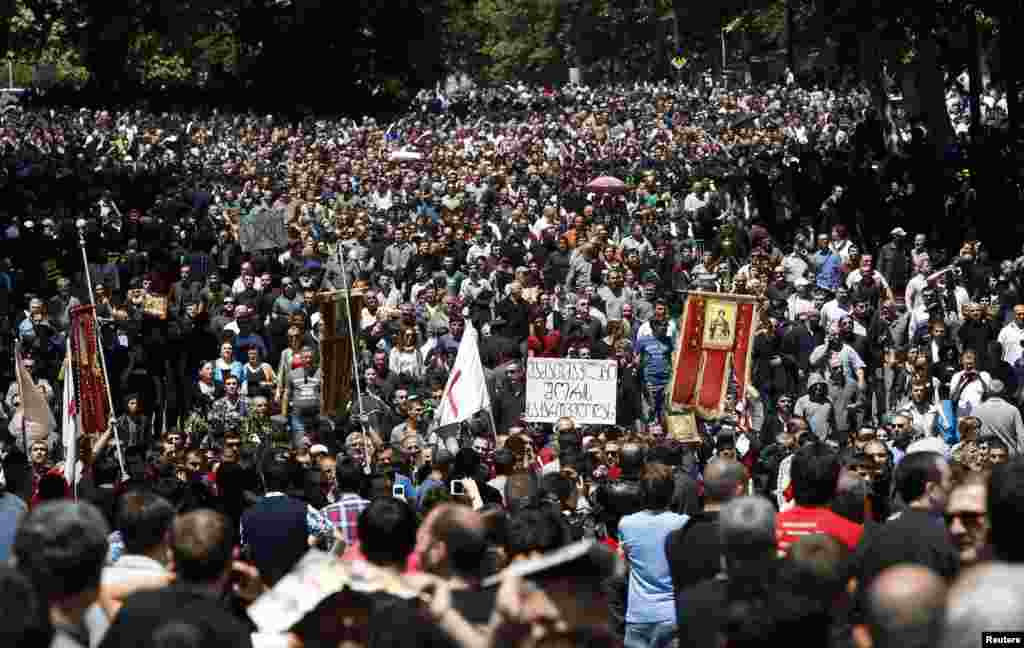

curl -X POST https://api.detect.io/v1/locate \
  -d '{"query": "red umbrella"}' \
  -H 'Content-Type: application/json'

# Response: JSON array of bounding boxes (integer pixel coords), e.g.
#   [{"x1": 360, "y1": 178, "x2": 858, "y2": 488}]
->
[{"x1": 586, "y1": 176, "x2": 627, "y2": 193}]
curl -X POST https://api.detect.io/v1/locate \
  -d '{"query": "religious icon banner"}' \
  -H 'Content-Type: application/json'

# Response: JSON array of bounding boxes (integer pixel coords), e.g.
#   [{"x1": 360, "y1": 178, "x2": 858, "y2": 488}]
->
[{"x1": 668, "y1": 291, "x2": 760, "y2": 419}]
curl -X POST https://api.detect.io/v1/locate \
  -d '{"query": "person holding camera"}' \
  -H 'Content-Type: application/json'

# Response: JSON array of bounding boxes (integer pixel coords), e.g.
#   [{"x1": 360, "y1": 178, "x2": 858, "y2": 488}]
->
[
  {"x1": 950, "y1": 349, "x2": 992, "y2": 419},
  {"x1": 809, "y1": 322, "x2": 867, "y2": 442}
]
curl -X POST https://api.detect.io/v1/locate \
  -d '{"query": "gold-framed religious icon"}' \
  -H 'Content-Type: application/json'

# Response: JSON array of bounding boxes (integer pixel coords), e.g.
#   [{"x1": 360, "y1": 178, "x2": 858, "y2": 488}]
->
[
  {"x1": 143, "y1": 294, "x2": 169, "y2": 320},
  {"x1": 702, "y1": 298, "x2": 737, "y2": 350}
]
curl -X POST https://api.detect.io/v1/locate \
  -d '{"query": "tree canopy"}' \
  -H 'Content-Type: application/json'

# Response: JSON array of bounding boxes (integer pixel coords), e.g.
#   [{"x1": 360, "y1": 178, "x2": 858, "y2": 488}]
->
[{"x1": 0, "y1": 0, "x2": 1018, "y2": 131}]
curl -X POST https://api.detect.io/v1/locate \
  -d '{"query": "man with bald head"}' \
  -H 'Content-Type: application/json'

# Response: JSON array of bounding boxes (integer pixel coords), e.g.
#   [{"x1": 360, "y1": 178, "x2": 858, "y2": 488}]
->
[
  {"x1": 853, "y1": 565, "x2": 947, "y2": 648},
  {"x1": 414, "y1": 503, "x2": 496, "y2": 626},
  {"x1": 666, "y1": 458, "x2": 748, "y2": 593}
]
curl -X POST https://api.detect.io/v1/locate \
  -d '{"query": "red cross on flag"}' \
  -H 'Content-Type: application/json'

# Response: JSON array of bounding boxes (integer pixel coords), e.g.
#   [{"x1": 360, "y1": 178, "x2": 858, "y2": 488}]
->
[{"x1": 437, "y1": 319, "x2": 491, "y2": 428}]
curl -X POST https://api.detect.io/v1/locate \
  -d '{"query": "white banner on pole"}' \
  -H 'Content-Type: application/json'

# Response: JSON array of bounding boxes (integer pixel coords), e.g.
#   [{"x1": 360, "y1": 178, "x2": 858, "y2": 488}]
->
[{"x1": 525, "y1": 358, "x2": 617, "y2": 425}]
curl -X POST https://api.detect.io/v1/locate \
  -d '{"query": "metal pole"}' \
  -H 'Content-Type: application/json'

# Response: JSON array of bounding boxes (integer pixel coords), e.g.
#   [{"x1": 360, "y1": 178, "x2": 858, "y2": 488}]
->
[
  {"x1": 78, "y1": 230, "x2": 128, "y2": 481},
  {"x1": 721, "y1": 29, "x2": 727, "y2": 88},
  {"x1": 335, "y1": 241, "x2": 371, "y2": 473}
]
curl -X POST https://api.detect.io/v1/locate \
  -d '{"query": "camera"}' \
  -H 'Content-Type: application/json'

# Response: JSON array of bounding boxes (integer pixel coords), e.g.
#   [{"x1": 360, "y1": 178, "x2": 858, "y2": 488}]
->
[{"x1": 450, "y1": 479, "x2": 465, "y2": 496}]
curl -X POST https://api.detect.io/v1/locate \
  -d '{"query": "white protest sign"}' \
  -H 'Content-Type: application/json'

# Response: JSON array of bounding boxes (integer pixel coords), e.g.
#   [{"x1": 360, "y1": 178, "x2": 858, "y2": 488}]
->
[{"x1": 525, "y1": 358, "x2": 617, "y2": 425}]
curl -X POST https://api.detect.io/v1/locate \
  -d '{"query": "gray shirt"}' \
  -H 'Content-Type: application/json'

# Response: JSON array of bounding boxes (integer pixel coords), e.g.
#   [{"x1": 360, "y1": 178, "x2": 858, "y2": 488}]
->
[
  {"x1": 596, "y1": 286, "x2": 634, "y2": 321},
  {"x1": 288, "y1": 366, "x2": 322, "y2": 414}
]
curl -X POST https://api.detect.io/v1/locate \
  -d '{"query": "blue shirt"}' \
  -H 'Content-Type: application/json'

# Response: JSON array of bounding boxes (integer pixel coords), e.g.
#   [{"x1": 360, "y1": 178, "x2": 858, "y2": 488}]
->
[
  {"x1": 815, "y1": 249, "x2": 843, "y2": 291},
  {"x1": 0, "y1": 493, "x2": 26, "y2": 563},
  {"x1": 635, "y1": 334, "x2": 673, "y2": 386},
  {"x1": 619, "y1": 509, "x2": 688, "y2": 623},
  {"x1": 395, "y1": 473, "x2": 416, "y2": 501}
]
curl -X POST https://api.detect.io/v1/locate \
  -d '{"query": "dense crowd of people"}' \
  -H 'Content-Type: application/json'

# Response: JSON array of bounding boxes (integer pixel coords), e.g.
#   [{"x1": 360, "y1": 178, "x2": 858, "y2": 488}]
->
[{"x1": 0, "y1": 75, "x2": 1022, "y2": 648}]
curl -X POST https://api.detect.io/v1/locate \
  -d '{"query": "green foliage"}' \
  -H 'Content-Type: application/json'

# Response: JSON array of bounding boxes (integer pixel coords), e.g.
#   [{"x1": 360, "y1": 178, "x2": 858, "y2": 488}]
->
[
  {"x1": 0, "y1": 0, "x2": 1010, "y2": 132},
  {"x1": 473, "y1": 0, "x2": 562, "y2": 80}
]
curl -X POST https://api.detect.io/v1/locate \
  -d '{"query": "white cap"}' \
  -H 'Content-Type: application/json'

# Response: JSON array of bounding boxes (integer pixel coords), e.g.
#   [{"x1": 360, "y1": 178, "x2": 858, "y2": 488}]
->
[
  {"x1": 310, "y1": 444, "x2": 329, "y2": 455},
  {"x1": 891, "y1": 227, "x2": 908, "y2": 237}
]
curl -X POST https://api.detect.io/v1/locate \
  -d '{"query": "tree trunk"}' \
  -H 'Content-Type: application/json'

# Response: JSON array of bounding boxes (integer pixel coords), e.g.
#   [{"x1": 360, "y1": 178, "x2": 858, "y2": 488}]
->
[
  {"x1": 915, "y1": 30, "x2": 955, "y2": 158},
  {"x1": 857, "y1": 21, "x2": 889, "y2": 121},
  {"x1": 784, "y1": 0, "x2": 795, "y2": 74},
  {"x1": 0, "y1": 0, "x2": 16, "y2": 79},
  {"x1": 967, "y1": 8, "x2": 983, "y2": 141},
  {"x1": 1001, "y1": 3, "x2": 1019, "y2": 135}
]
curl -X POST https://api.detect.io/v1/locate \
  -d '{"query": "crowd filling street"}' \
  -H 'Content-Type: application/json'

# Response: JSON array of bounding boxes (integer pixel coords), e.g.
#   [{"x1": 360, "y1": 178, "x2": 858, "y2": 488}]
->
[{"x1": 0, "y1": 76, "x2": 1021, "y2": 648}]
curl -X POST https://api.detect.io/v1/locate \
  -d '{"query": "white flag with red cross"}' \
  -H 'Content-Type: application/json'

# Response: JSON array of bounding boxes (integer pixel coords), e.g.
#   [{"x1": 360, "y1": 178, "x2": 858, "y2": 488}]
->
[{"x1": 437, "y1": 319, "x2": 491, "y2": 428}]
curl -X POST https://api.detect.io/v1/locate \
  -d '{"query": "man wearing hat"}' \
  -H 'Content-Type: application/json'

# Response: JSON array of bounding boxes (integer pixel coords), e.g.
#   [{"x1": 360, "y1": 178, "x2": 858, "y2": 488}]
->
[{"x1": 877, "y1": 226, "x2": 911, "y2": 294}]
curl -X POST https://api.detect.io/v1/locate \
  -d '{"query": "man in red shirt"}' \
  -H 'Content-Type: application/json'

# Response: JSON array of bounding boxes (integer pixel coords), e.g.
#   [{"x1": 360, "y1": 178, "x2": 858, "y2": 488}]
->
[{"x1": 776, "y1": 441, "x2": 863, "y2": 554}]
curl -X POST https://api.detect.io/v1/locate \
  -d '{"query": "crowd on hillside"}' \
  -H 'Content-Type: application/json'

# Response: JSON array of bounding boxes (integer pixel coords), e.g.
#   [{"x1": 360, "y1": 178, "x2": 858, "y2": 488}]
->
[{"x1": 0, "y1": 75, "x2": 1021, "y2": 648}]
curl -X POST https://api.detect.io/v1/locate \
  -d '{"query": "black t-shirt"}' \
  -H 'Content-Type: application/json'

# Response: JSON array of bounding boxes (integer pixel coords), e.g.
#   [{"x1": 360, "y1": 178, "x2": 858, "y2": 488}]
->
[
  {"x1": 97, "y1": 585, "x2": 252, "y2": 648},
  {"x1": 450, "y1": 587, "x2": 499, "y2": 626},
  {"x1": 367, "y1": 591, "x2": 455, "y2": 648}
]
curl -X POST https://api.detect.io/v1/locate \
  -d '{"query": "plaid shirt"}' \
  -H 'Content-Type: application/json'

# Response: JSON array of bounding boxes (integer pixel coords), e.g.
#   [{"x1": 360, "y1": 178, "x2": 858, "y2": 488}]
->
[
  {"x1": 240, "y1": 492, "x2": 334, "y2": 548},
  {"x1": 321, "y1": 493, "x2": 370, "y2": 548}
]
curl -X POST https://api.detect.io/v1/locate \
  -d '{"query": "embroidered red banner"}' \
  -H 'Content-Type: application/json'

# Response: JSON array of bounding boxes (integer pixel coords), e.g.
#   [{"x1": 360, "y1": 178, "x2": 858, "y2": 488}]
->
[
  {"x1": 669, "y1": 291, "x2": 760, "y2": 419},
  {"x1": 69, "y1": 305, "x2": 110, "y2": 436}
]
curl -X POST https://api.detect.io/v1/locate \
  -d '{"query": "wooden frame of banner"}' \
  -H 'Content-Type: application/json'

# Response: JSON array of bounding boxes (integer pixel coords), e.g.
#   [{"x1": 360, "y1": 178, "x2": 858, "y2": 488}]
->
[
  {"x1": 318, "y1": 288, "x2": 366, "y2": 417},
  {"x1": 667, "y1": 290, "x2": 761, "y2": 421}
]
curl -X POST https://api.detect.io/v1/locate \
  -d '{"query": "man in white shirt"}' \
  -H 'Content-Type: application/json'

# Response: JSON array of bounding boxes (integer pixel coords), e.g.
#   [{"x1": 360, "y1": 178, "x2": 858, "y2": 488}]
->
[
  {"x1": 231, "y1": 262, "x2": 264, "y2": 295},
  {"x1": 782, "y1": 235, "x2": 811, "y2": 285},
  {"x1": 620, "y1": 224, "x2": 654, "y2": 260},
  {"x1": 910, "y1": 235, "x2": 930, "y2": 272},
  {"x1": 905, "y1": 256, "x2": 932, "y2": 313},
  {"x1": 85, "y1": 491, "x2": 175, "y2": 645},
  {"x1": 998, "y1": 304, "x2": 1024, "y2": 366},
  {"x1": 683, "y1": 186, "x2": 708, "y2": 213},
  {"x1": 820, "y1": 286, "x2": 852, "y2": 332},
  {"x1": 950, "y1": 349, "x2": 992, "y2": 418},
  {"x1": 787, "y1": 278, "x2": 814, "y2": 321}
]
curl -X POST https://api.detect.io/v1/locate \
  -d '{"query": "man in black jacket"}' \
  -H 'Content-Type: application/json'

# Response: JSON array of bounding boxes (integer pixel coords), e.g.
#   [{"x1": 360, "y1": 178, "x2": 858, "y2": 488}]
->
[
  {"x1": 666, "y1": 458, "x2": 748, "y2": 593},
  {"x1": 854, "y1": 450, "x2": 958, "y2": 600},
  {"x1": 495, "y1": 281, "x2": 530, "y2": 342},
  {"x1": 675, "y1": 496, "x2": 832, "y2": 648},
  {"x1": 492, "y1": 361, "x2": 526, "y2": 434}
]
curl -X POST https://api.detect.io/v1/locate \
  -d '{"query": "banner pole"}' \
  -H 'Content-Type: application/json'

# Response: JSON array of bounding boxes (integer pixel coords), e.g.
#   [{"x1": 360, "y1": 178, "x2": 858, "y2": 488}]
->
[
  {"x1": 335, "y1": 242, "x2": 371, "y2": 472},
  {"x1": 78, "y1": 229, "x2": 127, "y2": 481}
]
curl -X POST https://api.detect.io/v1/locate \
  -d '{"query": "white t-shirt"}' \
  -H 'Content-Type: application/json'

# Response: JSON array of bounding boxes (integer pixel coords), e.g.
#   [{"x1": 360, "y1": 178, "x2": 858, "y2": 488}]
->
[{"x1": 998, "y1": 323, "x2": 1024, "y2": 366}]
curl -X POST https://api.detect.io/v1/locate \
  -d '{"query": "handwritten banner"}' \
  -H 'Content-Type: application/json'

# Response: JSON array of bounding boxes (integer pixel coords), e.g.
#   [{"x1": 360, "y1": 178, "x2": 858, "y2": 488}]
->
[{"x1": 525, "y1": 358, "x2": 617, "y2": 425}]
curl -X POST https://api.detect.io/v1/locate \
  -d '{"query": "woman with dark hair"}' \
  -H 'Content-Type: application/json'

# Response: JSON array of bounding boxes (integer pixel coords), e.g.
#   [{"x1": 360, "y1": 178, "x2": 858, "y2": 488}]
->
[
  {"x1": 241, "y1": 346, "x2": 276, "y2": 401},
  {"x1": 214, "y1": 461, "x2": 256, "y2": 530}
]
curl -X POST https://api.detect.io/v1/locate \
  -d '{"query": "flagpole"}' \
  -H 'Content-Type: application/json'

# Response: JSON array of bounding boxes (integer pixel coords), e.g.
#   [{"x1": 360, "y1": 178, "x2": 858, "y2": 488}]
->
[
  {"x1": 13, "y1": 337, "x2": 24, "y2": 454},
  {"x1": 77, "y1": 226, "x2": 128, "y2": 481},
  {"x1": 20, "y1": 389, "x2": 25, "y2": 457},
  {"x1": 335, "y1": 241, "x2": 371, "y2": 472}
]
